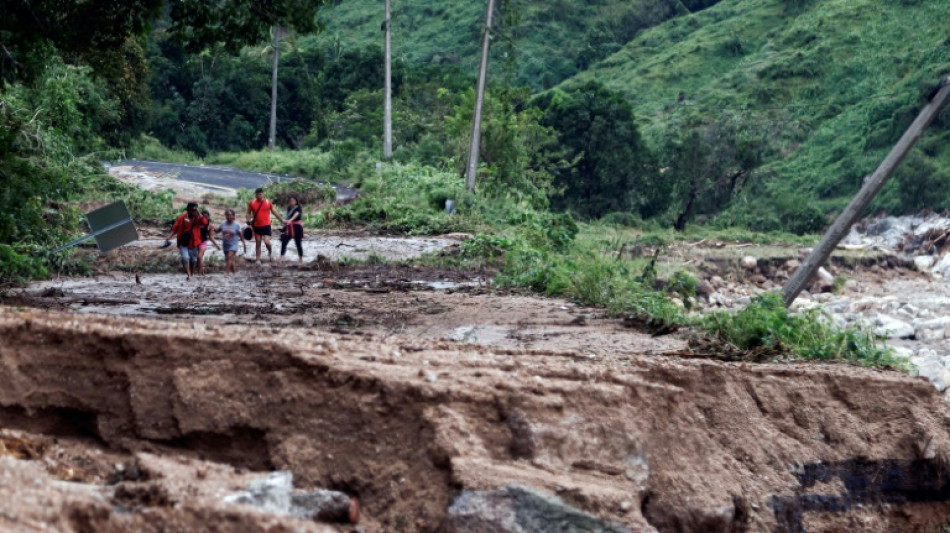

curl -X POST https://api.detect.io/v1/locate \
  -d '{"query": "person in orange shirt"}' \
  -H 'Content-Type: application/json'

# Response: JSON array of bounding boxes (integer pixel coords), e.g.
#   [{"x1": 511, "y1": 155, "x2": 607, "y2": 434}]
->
[
  {"x1": 164, "y1": 202, "x2": 207, "y2": 279},
  {"x1": 245, "y1": 187, "x2": 284, "y2": 263}
]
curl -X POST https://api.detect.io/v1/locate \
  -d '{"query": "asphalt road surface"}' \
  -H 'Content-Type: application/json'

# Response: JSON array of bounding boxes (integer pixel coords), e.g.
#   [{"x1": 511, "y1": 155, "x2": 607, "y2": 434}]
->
[{"x1": 112, "y1": 159, "x2": 359, "y2": 202}]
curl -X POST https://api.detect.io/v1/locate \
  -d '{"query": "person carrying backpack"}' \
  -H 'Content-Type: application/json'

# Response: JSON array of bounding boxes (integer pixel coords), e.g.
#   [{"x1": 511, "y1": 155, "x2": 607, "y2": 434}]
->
[{"x1": 164, "y1": 202, "x2": 207, "y2": 280}]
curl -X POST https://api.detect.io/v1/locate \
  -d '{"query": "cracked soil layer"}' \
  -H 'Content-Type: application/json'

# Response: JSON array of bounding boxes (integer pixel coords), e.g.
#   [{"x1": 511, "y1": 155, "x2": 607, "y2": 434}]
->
[{"x1": 4, "y1": 307, "x2": 950, "y2": 531}]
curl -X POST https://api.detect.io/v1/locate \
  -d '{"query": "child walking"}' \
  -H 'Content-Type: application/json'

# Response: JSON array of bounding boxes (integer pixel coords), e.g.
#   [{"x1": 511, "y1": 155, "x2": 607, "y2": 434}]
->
[{"x1": 215, "y1": 209, "x2": 246, "y2": 274}]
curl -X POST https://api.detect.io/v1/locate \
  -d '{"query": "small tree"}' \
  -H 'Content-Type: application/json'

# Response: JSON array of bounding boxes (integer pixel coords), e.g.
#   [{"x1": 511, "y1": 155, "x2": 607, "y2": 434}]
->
[{"x1": 535, "y1": 82, "x2": 660, "y2": 219}]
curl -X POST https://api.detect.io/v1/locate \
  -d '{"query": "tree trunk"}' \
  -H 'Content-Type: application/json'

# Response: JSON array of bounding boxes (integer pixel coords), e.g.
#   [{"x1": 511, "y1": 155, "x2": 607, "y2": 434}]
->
[
  {"x1": 465, "y1": 0, "x2": 496, "y2": 191},
  {"x1": 674, "y1": 189, "x2": 697, "y2": 231},
  {"x1": 268, "y1": 26, "x2": 281, "y2": 151}
]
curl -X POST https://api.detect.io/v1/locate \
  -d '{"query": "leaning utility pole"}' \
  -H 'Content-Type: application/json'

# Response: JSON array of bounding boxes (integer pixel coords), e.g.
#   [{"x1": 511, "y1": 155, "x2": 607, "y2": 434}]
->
[
  {"x1": 783, "y1": 77, "x2": 950, "y2": 306},
  {"x1": 464, "y1": 0, "x2": 496, "y2": 191},
  {"x1": 383, "y1": 0, "x2": 393, "y2": 160}
]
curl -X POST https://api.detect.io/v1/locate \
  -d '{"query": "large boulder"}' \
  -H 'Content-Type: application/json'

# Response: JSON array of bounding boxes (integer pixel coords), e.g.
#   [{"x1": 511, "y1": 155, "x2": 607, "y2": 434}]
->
[{"x1": 445, "y1": 484, "x2": 632, "y2": 533}]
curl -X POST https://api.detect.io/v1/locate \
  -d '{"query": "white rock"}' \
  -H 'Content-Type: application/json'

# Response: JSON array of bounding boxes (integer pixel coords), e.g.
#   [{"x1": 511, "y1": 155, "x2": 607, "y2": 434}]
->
[
  {"x1": 914, "y1": 256, "x2": 936, "y2": 272},
  {"x1": 740, "y1": 256, "x2": 758, "y2": 270},
  {"x1": 916, "y1": 327, "x2": 945, "y2": 342},
  {"x1": 915, "y1": 316, "x2": 950, "y2": 330},
  {"x1": 890, "y1": 346, "x2": 914, "y2": 360},
  {"x1": 934, "y1": 254, "x2": 950, "y2": 278},
  {"x1": 873, "y1": 314, "x2": 915, "y2": 339},
  {"x1": 912, "y1": 355, "x2": 950, "y2": 393}
]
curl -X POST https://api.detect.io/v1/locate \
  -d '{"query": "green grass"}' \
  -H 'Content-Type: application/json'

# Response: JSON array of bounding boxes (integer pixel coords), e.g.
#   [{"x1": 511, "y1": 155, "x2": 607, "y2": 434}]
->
[{"x1": 701, "y1": 293, "x2": 901, "y2": 368}]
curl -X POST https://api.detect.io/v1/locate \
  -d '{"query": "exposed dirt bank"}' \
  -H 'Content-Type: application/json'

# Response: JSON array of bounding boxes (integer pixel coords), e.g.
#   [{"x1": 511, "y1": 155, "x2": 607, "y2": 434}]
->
[{"x1": 3, "y1": 307, "x2": 950, "y2": 532}]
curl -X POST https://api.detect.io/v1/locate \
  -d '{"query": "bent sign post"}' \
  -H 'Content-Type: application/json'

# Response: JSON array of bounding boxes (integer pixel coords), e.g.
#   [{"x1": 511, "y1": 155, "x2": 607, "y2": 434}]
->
[
  {"x1": 53, "y1": 201, "x2": 139, "y2": 254},
  {"x1": 783, "y1": 77, "x2": 950, "y2": 307}
]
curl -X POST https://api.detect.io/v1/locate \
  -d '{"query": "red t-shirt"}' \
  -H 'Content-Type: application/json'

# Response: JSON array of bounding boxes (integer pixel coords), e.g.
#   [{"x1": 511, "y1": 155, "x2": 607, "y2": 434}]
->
[
  {"x1": 171, "y1": 214, "x2": 207, "y2": 246},
  {"x1": 248, "y1": 199, "x2": 272, "y2": 227}
]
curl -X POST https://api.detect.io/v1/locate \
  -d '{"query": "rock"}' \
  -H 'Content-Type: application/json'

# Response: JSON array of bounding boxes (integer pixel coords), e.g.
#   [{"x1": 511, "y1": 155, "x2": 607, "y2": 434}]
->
[
  {"x1": 844, "y1": 279, "x2": 859, "y2": 291},
  {"x1": 291, "y1": 491, "x2": 353, "y2": 522},
  {"x1": 873, "y1": 314, "x2": 915, "y2": 340},
  {"x1": 911, "y1": 355, "x2": 950, "y2": 393},
  {"x1": 222, "y1": 471, "x2": 354, "y2": 523},
  {"x1": 934, "y1": 254, "x2": 950, "y2": 278},
  {"x1": 748, "y1": 274, "x2": 767, "y2": 285},
  {"x1": 914, "y1": 256, "x2": 936, "y2": 272},
  {"x1": 710, "y1": 276, "x2": 725, "y2": 288},
  {"x1": 784, "y1": 259, "x2": 801, "y2": 272},
  {"x1": 223, "y1": 472, "x2": 293, "y2": 514},
  {"x1": 695, "y1": 280, "x2": 714, "y2": 297},
  {"x1": 445, "y1": 484, "x2": 632, "y2": 533},
  {"x1": 740, "y1": 256, "x2": 758, "y2": 270},
  {"x1": 866, "y1": 216, "x2": 908, "y2": 236},
  {"x1": 890, "y1": 346, "x2": 914, "y2": 360},
  {"x1": 916, "y1": 327, "x2": 945, "y2": 342}
]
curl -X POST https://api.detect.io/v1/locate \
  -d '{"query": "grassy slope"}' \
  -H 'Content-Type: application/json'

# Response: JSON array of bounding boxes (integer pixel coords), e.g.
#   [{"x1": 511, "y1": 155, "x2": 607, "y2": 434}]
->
[
  {"x1": 568, "y1": 0, "x2": 950, "y2": 212},
  {"x1": 311, "y1": 0, "x2": 693, "y2": 89}
]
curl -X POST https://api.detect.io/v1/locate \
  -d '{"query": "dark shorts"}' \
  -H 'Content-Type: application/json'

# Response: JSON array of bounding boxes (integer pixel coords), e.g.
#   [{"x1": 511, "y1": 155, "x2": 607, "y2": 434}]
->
[{"x1": 253, "y1": 225, "x2": 272, "y2": 236}]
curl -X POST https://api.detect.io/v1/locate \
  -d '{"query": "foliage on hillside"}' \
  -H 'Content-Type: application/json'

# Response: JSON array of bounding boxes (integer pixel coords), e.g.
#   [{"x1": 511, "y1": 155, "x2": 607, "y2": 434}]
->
[
  {"x1": 570, "y1": 0, "x2": 950, "y2": 229},
  {"x1": 310, "y1": 0, "x2": 723, "y2": 90}
]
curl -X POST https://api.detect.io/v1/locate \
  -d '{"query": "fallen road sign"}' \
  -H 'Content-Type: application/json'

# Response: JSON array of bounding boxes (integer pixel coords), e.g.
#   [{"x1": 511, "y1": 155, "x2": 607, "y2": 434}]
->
[{"x1": 53, "y1": 201, "x2": 139, "y2": 253}]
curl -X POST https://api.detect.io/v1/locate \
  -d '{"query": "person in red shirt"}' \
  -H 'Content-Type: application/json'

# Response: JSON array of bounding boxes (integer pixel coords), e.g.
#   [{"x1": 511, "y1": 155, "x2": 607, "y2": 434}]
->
[
  {"x1": 245, "y1": 187, "x2": 284, "y2": 263},
  {"x1": 164, "y1": 202, "x2": 208, "y2": 279}
]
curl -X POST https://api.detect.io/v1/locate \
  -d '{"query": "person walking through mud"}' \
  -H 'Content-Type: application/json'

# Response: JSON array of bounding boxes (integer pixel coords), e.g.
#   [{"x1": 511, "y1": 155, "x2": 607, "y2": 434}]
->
[
  {"x1": 280, "y1": 196, "x2": 305, "y2": 263},
  {"x1": 245, "y1": 187, "x2": 283, "y2": 263},
  {"x1": 215, "y1": 209, "x2": 246, "y2": 274},
  {"x1": 164, "y1": 202, "x2": 207, "y2": 280},
  {"x1": 196, "y1": 209, "x2": 220, "y2": 275}
]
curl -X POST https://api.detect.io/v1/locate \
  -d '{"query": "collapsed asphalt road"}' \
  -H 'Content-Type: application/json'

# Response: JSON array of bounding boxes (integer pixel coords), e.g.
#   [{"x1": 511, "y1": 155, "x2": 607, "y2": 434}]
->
[{"x1": 109, "y1": 159, "x2": 360, "y2": 202}]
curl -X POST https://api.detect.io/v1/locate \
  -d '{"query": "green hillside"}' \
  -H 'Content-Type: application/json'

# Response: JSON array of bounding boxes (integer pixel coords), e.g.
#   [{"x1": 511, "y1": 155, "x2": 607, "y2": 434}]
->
[
  {"x1": 567, "y1": 0, "x2": 950, "y2": 224},
  {"x1": 311, "y1": 0, "x2": 720, "y2": 89}
]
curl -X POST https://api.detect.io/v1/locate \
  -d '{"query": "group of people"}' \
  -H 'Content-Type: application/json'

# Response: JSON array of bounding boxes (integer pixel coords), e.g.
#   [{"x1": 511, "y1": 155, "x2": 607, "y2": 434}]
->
[{"x1": 164, "y1": 187, "x2": 307, "y2": 279}]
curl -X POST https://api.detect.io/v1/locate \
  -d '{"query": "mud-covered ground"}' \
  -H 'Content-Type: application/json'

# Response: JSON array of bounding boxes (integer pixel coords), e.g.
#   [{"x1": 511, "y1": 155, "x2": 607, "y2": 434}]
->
[{"x1": 7, "y1": 219, "x2": 950, "y2": 531}]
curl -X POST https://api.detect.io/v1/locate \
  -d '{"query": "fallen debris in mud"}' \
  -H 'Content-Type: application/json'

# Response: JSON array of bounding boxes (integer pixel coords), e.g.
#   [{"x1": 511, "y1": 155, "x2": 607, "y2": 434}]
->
[{"x1": 4, "y1": 307, "x2": 950, "y2": 531}]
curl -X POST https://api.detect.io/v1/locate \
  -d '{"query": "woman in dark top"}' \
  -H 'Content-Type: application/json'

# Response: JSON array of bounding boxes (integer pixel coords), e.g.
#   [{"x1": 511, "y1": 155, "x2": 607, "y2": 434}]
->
[{"x1": 280, "y1": 196, "x2": 304, "y2": 263}]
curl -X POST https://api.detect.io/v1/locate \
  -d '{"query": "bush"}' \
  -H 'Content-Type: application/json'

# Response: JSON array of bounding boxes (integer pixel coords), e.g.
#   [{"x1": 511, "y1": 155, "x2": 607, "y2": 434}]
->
[{"x1": 702, "y1": 293, "x2": 898, "y2": 366}]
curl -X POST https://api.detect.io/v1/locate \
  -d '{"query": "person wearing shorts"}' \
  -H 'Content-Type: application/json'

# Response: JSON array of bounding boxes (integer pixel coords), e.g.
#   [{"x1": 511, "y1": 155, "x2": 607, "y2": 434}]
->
[
  {"x1": 164, "y1": 202, "x2": 207, "y2": 280},
  {"x1": 215, "y1": 209, "x2": 246, "y2": 274},
  {"x1": 245, "y1": 187, "x2": 283, "y2": 263}
]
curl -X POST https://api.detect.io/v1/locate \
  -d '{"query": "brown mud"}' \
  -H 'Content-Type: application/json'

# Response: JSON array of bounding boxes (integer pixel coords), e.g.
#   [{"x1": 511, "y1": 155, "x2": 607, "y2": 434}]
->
[
  {"x1": 3, "y1": 304, "x2": 950, "y2": 532},
  {"x1": 6, "y1": 227, "x2": 950, "y2": 531}
]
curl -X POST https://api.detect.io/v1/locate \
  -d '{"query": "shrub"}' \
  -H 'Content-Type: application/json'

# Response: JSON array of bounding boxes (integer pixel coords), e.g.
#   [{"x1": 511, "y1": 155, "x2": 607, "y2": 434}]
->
[{"x1": 702, "y1": 293, "x2": 898, "y2": 366}]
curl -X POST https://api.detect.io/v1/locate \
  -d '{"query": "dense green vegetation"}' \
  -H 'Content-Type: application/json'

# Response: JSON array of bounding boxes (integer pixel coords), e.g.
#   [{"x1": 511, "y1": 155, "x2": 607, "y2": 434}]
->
[
  {"x1": 0, "y1": 0, "x2": 921, "y2": 366},
  {"x1": 571, "y1": 0, "x2": 950, "y2": 229}
]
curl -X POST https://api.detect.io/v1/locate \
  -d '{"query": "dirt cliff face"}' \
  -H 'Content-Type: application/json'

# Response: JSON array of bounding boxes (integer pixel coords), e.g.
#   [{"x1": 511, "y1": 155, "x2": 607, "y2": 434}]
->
[{"x1": 2, "y1": 306, "x2": 950, "y2": 532}]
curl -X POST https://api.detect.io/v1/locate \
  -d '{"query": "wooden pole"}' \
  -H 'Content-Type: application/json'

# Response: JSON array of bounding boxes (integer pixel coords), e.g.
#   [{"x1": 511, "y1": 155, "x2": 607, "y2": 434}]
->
[
  {"x1": 783, "y1": 78, "x2": 950, "y2": 306},
  {"x1": 465, "y1": 0, "x2": 496, "y2": 191},
  {"x1": 383, "y1": 0, "x2": 392, "y2": 161},
  {"x1": 268, "y1": 26, "x2": 282, "y2": 151}
]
